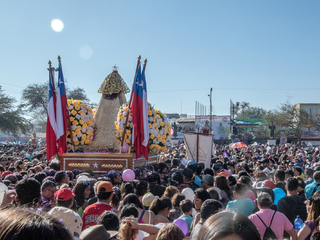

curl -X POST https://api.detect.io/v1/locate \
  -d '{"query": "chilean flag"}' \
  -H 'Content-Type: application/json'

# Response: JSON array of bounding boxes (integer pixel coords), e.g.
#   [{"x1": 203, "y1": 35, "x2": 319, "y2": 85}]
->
[
  {"x1": 46, "y1": 71, "x2": 59, "y2": 161},
  {"x1": 56, "y1": 62, "x2": 68, "y2": 154},
  {"x1": 131, "y1": 64, "x2": 149, "y2": 160}
]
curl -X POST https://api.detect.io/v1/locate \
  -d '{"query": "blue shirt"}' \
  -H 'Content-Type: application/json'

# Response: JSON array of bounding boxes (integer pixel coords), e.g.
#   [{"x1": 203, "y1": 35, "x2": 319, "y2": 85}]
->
[
  {"x1": 178, "y1": 214, "x2": 194, "y2": 231},
  {"x1": 226, "y1": 198, "x2": 255, "y2": 217},
  {"x1": 305, "y1": 181, "x2": 320, "y2": 199}
]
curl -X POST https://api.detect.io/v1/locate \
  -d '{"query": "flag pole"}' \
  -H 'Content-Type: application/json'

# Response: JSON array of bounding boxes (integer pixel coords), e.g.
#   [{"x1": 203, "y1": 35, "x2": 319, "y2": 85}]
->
[
  {"x1": 58, "y1": 56, "x2": 75, "y2": 152},
  {"x1": 120, "y1": 55, "x2": 141, "y2": 154},
  {"x1": 48, "y1": 60, "x2": 59, "y2": 156}
]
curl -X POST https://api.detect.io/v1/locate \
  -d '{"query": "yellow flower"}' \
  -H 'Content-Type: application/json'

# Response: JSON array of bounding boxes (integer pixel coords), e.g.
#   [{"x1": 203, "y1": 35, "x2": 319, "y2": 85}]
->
[
  {"x1": 117, "y1": 139, "x2": 121, "y2": 143},
  {"x1": 150, "y1": 134, "x2": 155, "y2": 140},
  {"x1": 124, "y1": 106, "x2": 129, "y2": 111},
  {"x1": 75, "y1": 105, "x2": 80, "y2": 111},
  {"x1": 162, "y1": 135, "x2": 166, "y2": 139},
  {"x1": 168, "y1": 139, "x2": 171, "y2": 142},
  {"x1": 72, "y1": 120, "x2": 78, "y2": 125},
  {"x1": 126, "y1": 130, "x2": 131, "y2": 135},
  {"x1": 75, "y1": 129, "x2": 81, "y2": 134},
  {"x1": 79, "y1": 110, "x2": 85, "y2": 115},
  {"x1": 82, "y1": 134, "x2": 87, "y2": 139},
  {"x1": 86, "y1": 135, "x2": 91, "y2": 139},
  {"x1": 159, "y1": 122, "x2": 164, "y2": 127},
  {"x1": 115, "y1": 134, "x2": 119, "y2": 138},
  {"x1": 68, "y1": 138, "x2": 71, "y2": 143},
  {"x1": 83, "y1": 123, "x2": 88, "y2": 128},
  {"x1": 127, "y1": 122, "x2": 130, "y2": 127},
  {"x1": 70, "y1": 117, "x2": 75, "y2": 122},
  {"x1": 149, "y1": 123, "x2": 152, "y2": 129},
  {"x1": 120, "y1": 115, "x2": 125, "y2": 120},
  {"x1": 81, "y1": 141, "x2": 84, "y2": 145},
  {"x1": 71, "y1": 110, "x2": 77, "y2": 115},
  {"x1": 72, "y1": 132, "x2": 76, "y2": 137},
  {"x1": 79, "y1": 119, "x2": 84, "y2": 125},
  {"x1": 114, "y1": 121, "x2": 118, "y2": 126},
  {"x1": 150, "y1": 144, "x2": 155, "y2": 149},
  {"x1": 162, "y1": 139, "x2": 166, "y2": 144},
  {"x1": 74, "y1": 141, "x2": 79, "y2": 146},
  {"x1": 85, "y1": 140, "x2": 91, "y2": 145},
  {"x1": 148, "y1": 110, "x2": 152, "y2": 116},
  {"x1": 155, "y1": 145, "x2": 160, "y2": 150},
  {"x1": 157, "y1": 115, "x2": 160, "y2": 119},
  {"x1": 157, "y1": 135, "x2": 162, "y2": 140},
  {"x1": 66, "y1": 131, "x2": 70, "y2": 136}
]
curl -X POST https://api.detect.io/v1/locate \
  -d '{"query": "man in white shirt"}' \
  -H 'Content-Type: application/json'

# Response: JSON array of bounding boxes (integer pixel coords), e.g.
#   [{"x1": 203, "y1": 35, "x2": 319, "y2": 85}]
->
[{"x1": 180, "y1": 155, "x2": 187, "y2": 167}]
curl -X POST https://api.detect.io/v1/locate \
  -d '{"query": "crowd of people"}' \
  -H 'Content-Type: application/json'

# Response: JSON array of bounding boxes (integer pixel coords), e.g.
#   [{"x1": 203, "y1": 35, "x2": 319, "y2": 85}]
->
[{"x1": 1, "y1": 141, "x2": 320, "y2": 240}]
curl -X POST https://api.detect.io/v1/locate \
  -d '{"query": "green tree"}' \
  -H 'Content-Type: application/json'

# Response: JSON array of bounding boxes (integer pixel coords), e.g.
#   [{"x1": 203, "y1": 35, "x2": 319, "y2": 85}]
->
[
  {"x1": 20, "y1": 83, "x2": 91, "y2": 118},
  {"x1": 0, "y1": 86, "x2": 30, "y2": 134},
  {"x1": 237, "y1": 106, "x2": 267, "y2": 119},
  {"x1": 264, "y1": 101, "x2": 316, "y2": 142}
]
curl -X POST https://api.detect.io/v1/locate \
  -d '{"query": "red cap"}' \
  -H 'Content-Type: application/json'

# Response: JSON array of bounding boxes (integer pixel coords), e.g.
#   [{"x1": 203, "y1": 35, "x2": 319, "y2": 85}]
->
[
  {"x1": 268, "y1": 156, "x2": 273, "y2": 159},
  {"x1": 2, "y1": 171, "x2": 13, "y2": 178},
  {"x1": 54, "y1": 188, "x2": 75, "y2": 201},
  {"x1": 264, "y1": 180, "x2": 275, "y2": 189},
  {"x1": 219, "y1": 171, "x2": 228, "y2": 178}
]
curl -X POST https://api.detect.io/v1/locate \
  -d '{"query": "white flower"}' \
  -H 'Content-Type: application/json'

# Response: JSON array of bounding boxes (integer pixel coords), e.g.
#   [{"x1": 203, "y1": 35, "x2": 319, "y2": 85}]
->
[
  {"x1": 75, "y1": 114, "x2": 81, "y2": 120},
  {"x1": 69, "y1": 105, "x2": 74, "y2": 110},
  {"x1": 73, "y1": 137, "x2": 78, "y2": 142},
  {"x1": 149, "y1": 117, "x2": 153, "y2": 122},
  {"x1": 130, "y1": 123, "x2": 133, "y2": 128},
  {"x1": 80, "y1": 114, "x2": 86, "y2": 120},
  {"x1": 82, "y1": 127, "x2": 87, "y2": 133},
  {"x1": 128, "y1": 116, "x2": 132, "y2": 121},
  {"x1": 117, "y1": 117, "x2": 120, "y2": 121},
  {"x1": 72, "y1": 125, "x2": 77, "y2": 130},
  {"x1": 77, "y1": 133, "x2": 82, "y2": 138}
]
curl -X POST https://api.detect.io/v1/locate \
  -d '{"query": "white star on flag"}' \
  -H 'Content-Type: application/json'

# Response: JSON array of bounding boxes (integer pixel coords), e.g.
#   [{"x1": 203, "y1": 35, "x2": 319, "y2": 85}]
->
[{"x1": 93, "y1": 163, "x2": 98, "y2": 168}]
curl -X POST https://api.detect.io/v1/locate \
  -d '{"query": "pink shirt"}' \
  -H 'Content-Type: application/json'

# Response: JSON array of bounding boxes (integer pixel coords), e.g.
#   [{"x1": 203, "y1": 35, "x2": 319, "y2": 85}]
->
[{"x1": 248, "y1": 209, "x2": 293, "y2": 240}]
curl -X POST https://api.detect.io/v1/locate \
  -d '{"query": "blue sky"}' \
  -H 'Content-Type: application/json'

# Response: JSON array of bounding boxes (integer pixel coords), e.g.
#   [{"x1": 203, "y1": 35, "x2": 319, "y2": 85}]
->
[{"x1": 1, "y1": 1, "x2": 320, "y2": 116}]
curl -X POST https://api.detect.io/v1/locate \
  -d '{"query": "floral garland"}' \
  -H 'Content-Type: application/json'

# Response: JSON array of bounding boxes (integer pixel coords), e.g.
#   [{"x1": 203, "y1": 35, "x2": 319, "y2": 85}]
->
[
  {"x1": 115, "y1": 103, "x2": 172, "y2": 154},
  {"x1": 66, "y1": 100, "x2": 94, "y2": 148}
]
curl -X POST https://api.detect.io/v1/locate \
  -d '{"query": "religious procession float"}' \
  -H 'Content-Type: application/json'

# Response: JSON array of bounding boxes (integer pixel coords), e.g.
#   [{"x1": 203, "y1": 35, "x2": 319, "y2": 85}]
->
[{"x1": 47, "y1": 56, "x2": 172, "y2": 174}]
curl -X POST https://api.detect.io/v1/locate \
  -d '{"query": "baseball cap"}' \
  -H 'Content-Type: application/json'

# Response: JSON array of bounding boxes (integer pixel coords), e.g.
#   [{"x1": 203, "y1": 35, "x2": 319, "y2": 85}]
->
[
  {"x1": 219, "y1": 171, "x2": 228, "y2": 178},
  {"x1": 2, "y1": 171, "x2": 13, "y2": 178},
  {"x1": 295, "y1": 163, "x2": 301, "y2": 167},
  {"x1": 212, "y1": 163, "x2": 221, "y2": 171},
  {"x1": 256, "y1": 179, "x2": 275, "y2": 189},
  {"x1": 142, "y1": 192, "x2": 158, "y2": 207},
  {"x1": 187, "y1": 160, "x2": 197, "y2": 165},
  {"x1": 97, "y1": 181, "x2": 113, "y2": 193},
  {"x1": 54, "y1": 189, "x2": 75, "y2": 201},
  {"x1": 258, "y1": 192, "x2": 273, "y2": 203}
]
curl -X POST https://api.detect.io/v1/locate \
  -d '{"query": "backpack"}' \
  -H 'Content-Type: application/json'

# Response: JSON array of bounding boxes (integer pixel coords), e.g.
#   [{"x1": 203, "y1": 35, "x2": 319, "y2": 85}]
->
[{"x1": 255, "y1": 211, "x2": 277, "y2": 240}]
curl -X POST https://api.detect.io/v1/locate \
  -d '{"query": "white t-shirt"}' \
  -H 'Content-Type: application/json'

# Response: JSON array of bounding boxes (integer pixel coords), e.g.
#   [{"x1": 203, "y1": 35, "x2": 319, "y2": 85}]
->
[{"x1": 181, "y1": 158, "x2": 187, "y2": 166}]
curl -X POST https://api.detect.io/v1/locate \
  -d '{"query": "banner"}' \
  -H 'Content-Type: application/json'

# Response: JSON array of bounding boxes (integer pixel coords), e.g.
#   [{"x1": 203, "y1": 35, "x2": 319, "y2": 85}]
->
[
  {"x1": 183, "y1": 133, "x2": 215, "y2": 168},
  {"x1": 195, "y1": 115, "x2": 230, "y2": 140}
]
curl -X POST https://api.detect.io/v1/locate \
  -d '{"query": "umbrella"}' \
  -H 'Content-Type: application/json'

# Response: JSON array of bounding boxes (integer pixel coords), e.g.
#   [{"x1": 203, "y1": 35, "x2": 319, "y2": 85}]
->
[{"x1": 231, "y1": 142, "x2": 247, "y2": 148}]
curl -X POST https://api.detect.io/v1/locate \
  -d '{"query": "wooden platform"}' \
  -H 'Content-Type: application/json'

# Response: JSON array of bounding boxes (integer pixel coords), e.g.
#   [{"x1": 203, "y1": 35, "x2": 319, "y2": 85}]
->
[{"x1": 59, "y1": 152, "x2": 158, "y2": 173}]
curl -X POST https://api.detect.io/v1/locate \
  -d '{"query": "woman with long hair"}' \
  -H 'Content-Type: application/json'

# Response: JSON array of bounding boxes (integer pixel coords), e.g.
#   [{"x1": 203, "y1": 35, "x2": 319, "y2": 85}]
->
[
  {"x1": 72, "y1": 181, "x2": 91, "y2": 217},
  {"x1": 149, "y1": 197, "x2": 172, "y2": 224},
  {"x1": 215, "y1": 175, "x2": 233, "y2": 206},
  {"x1": 298, "y1": 196, "x2": 320, "y2": 240},
  {"x1": 197, "y1": 211, "x2": 261, "y2": 240}
]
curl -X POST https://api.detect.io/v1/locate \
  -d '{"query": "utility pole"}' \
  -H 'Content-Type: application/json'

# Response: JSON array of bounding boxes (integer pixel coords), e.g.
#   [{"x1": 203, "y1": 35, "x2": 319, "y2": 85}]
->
[{"x1": 208, "y1": 88, "x2": 213, "y2": 131}]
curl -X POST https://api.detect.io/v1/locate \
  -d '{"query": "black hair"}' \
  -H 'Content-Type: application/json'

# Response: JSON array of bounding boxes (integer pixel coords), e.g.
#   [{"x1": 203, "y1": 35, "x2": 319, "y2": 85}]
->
[
  {"x1": 120, "y1": 204, "x2": 139, "y2": 219},
  {"x1": 293, "y1": 166, "x2": 302, "y2": 175},
  {"x1": 147, "y1": 172, "x2": 160, "y2": 184},
  {"x1": 97, "y1": 192, "x2": 112, "y2": 201},
  {"x1": 172, "y1": 159, "x2": 180, "y2": 167},
  {"x1": 204, "y1": 168, "x2": 214, "y2": 176},
  {"x1": 158, "y1": 163, "x2": 168, "y2": 173},
  {"x1": 285, "y1": 169, "x2": 294, "y2": 177},
  {"x1": 238, "y1": 170, "x2": 250, "y2": 178},
  {"x1": 187, "y1": 165, "x2": 196, "y2": 174},
  {"x1": 286, "y1": 177, "x2": 299, "y2": 192},
  {"x1": 149, "y1": 197, "x2": 172, "y2": 215},
  {"x1": 200, "y1": 199, "x2": 222, "y2": 220},
  {"x1": 194, "y1": 188, "x2": 211, "y2": 203},
  {"x1": 172, "y1": 171, "x2": 183, "y2": 184},
  {"x1": 234, "y1": 183, "x2": 248, "y2": 196},
  {"x1": 41, "y1": 180, "x2": 56, "y2": 192},
  {"x1": 275, "y1": 170, "x2": 285, "y2": 181},
  {"x1": 227, "y1": 175, "x2": 237, "y2": 186},
  {"x1": 123, "y1": 193, "x2": 143, "y2": 209},
  {"x1": 239, "y1": 176, "x2": 251, "y2": 188},
  {"x1": 122, "y1": 182, "x2": 134, "y2": 198},
  {"x1": 73, "y1": 182, "x2": 89, "y2": 209},
  {"x1": 16, "y1": 178, "x2": 41, "y2": 206},
  {"x1": 136, "y1": 180, "x2": 148, "y2": 197},
  {"x1": 54, "y1": 171, "x2": 66, "y2": 184},
  {"x1": 97, "y1": 211, "x2": 120, "y2": 231},
  {"x1": 49, "y1": 162, "x2": 60, "y2": 171},
  {"x1": 57, "y1": 199, "x2": 73, "y2": 208},
  {"x1": 197, "y1": 211, "x2": 261, "y2": 240},
  {"x1": 195, "y1": 164, "x2": 202, "y2": 176},
  {"x1": 183, "y1": 168, "x2": 193, "y2": 180},
  {"x1": 34, "y1": 172, "x2": 47, "y2": 184}
]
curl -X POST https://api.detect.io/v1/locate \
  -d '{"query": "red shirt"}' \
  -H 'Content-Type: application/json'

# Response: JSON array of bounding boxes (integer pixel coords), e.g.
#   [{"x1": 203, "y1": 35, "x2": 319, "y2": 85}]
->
[{"x1": 82, "y1": 202, "x2": 114, "y2": 230}]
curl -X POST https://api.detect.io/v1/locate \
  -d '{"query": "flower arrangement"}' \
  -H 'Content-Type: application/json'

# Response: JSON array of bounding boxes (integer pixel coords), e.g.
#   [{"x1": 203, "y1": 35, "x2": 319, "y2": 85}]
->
[
  {"x1": 115, "y1": 103, "x2": 172, "y2": 154},
  {"x1": 66, "y1": 100, "x2": 94, "y2": 149}
]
